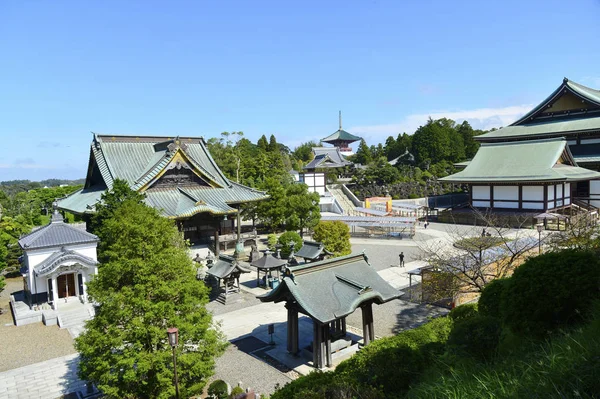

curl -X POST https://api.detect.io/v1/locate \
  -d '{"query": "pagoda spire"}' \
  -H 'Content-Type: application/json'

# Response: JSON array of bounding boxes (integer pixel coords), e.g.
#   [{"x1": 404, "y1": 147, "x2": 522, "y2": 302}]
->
[{"x1": 339, "y1": 110, "x2": 342, "y2": 130}]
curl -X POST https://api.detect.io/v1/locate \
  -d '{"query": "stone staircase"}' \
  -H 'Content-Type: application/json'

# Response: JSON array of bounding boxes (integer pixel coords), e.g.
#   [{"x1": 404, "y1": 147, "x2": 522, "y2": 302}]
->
[
  {"x1": 327, "y1": 185, "x2": 358, "y2": 215},
  {"x1": 57, "y1": 303, "x2": 95, "y2": 338}
]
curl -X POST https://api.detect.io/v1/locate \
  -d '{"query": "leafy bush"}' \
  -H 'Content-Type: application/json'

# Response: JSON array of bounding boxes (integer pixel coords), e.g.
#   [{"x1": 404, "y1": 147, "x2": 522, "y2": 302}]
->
[
  {"x1": 449, "y1": 303, "x2": 478, "y2": 322},
  {"x1": 266, "y1": 233, "x2": 278, "y2": 251},
  {"x1": 271, "y1": 371, "x2": 381, "y2": 399},
  {"x1": 447, "y1": 315, "x2": 501, "y2": 360},
  {"x1": 335, "y1": 316, "x2": 453, "y2": 397},
  {"x1": 502, "y1": 249, "x2": 600, "y2": 337},
  {"x1": 229, "y1": 386, "x2": 244, "y2": 398},
  {"x1": 313, "y1": 221, "x2": 351, "y2": 257},
  {"x1": 208, "y1": 380, "x2": 229, "y2": 399},
  {"x1": 278, "y1": 231, "x2": 302, "y2": 258},
  {"x1": 478, "y1": 278, "x2": 509, "y2": 319}
]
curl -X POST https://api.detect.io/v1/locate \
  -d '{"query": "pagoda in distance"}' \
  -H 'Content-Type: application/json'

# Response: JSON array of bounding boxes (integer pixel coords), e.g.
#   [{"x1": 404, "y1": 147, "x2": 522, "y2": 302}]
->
[{"x1": 320, "y1": 111, "x2": 362, "y2": 155}]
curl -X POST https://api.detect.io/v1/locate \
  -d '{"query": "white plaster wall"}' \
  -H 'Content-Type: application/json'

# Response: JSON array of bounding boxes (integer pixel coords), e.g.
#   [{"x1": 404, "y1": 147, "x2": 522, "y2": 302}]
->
[
  {"x1": 494, "y1": 186, "x2": 518, "y2": 201},
  {"x1": 581, "y1": 138, "x2": 600, "y2": 144},
  {"x1": 590, "y1": 180, "x2": 600, "y2": 195},
  {"x1": 522, "y1": 202, "x2": 544, "y2": 210},
  {"x1": 472, "y1": 186, "x2": 490, "y2": 200},
  {"x1": 493, "y1": 201, "x2": 518, "y2": 209},
  {"x1": 473, "y1": 200, "x2": 490, "y2": 208},
  {"x1": 522, "y1": 186, "x2": 543, "y2": 201},
  {"x1": 591, "y1": 200, "x2": 600, "y2": 208},
  {"x1": 304, "y1": 175, "x2": 315, "y2": 186},
  {"x1": 565, "y1": 183, "x2": 571, "y2": 197},
  {"x1": 316, "y1": 186, "x2": 326, "y2": 195},
  {"x1": 557, "y1": 184, "x2": 564, "y2": 198},
  {"x1": 547, "y1": 184, "x2": 555, "y2": 200},
  {"x1": 315, "y1": 174, "x2": 325, "y2": 186},
  {"x1": 547, "y1": 201, "x2": 555, "y2": 209},
  {"x1": 565, "y1": 197, "x2": 571, "y2": 205}
]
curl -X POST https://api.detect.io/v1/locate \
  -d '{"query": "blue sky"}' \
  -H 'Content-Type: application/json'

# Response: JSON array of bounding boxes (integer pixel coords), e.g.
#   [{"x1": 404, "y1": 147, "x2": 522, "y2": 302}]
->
[{"x1": 1, "y1": 0, "x2": 600, "y2": 181}]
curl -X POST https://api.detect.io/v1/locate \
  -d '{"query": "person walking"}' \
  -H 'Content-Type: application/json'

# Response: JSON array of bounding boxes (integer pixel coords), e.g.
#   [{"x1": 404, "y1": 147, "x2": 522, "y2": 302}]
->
[{"x1": 399, "y1": 252, "x2": 405, "y2": 267}]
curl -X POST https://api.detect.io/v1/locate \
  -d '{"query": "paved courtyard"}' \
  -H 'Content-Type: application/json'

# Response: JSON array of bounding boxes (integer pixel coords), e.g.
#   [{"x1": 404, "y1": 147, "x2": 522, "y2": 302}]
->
[{"x1": 0, "y1": 221, "x2": 525, "y2": 398}]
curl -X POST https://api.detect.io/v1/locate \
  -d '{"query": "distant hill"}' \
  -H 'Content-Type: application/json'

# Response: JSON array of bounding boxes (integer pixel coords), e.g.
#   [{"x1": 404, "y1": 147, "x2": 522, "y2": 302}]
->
[{"x1": 0, "y1": 178, "x2": 85, "y2": 187}]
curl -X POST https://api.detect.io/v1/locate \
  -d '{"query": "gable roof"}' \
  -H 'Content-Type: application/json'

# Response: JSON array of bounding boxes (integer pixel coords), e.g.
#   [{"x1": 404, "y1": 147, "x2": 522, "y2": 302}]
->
[
  {"x1": 304, "y1": 147, "x2": 350, "y2": 169},
  {"x1": 57, "y1": 134, "x2": 268, "y2": 218},
  {"x1": 18, "y1": 212, "x2": 99, "y2": 251},
  {"x1": 33, "y1": 248, "x2": 98, "y2": 277},
  {"x1": 440, "y1": 138, "x2": 600, "y2": 183},
  {"x1": 206, "y1": 254, "x2": 251, "y2": 279},
  {"x1": 258, "y1": 253, "x2": 401, "y2": 324},
  {"x1": 321, "y1": 129, "x2": 361, "y2": 143},
  {"x1": 512, "y1": 78, "x2": 600, "y2": 126},
  {"x1": 294, "y1": 240, "x2": 332, "y2": 260},
  {"x1": 478, "y1": 79, "x2": 600, "y2": 142}
]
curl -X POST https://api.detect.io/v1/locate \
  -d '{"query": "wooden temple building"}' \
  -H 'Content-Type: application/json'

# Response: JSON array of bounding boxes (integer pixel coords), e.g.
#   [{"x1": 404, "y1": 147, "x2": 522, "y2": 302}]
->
[
  {"x1": 259, "y1": 253, "x2": 401, "y2": 369},
  {"x1": 442, "y1": 78, "x2": 600, "y2": 212},
  {"x1": 57, "y1": 134, "x2": 268, "y2": 250}
]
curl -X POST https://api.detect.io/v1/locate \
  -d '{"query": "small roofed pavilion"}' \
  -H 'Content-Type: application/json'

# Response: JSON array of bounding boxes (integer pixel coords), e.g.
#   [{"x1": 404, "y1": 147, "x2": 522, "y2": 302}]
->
[
  {"x1": 259, "y1": 253, "x2": 402, "y2": 369},
  {"x1": 206, "y1": 254, "x2": 250, "y2": 298},
  {"x1": 294, "y1": 241, "x2": 332, "y2": 263},
  {"x1": 251, "y1": 251, "x2": 287, "y2": 287},
  {"x1": 321, "y1": 111, "x2": 362, "y2": 154}
]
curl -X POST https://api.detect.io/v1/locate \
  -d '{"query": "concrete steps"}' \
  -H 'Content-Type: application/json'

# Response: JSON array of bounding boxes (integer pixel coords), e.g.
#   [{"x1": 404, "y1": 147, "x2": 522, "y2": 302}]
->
[
  {"x1": 57, "y1": 304, "x2": 94, "y2": 338},
  {"x1": 327, "y1": 185, "x2": 356, "y2": 214}
]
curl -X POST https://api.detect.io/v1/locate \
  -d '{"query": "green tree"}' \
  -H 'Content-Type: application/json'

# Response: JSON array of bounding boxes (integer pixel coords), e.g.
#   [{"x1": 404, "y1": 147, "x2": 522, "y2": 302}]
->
[
  {"x1": 284, "y1": 183, "x2": 320, "y2": 236},
  {"x1": 90, "y1": 179, "x2": 145, "y2": 252},
  {"x1": 292, "y1": 141, "x2": 318, "y2": 164},
  {"x1": 313, "y1": 221, "x2": 351, "y2": 257},
  {"x1": 257, "y1": 135, "x2": 269, "y2": 152},
  {"x1": 255, "y1": 177, "x2": 289, "y2": 232},
  {"x1": 75, "y1": 198, "x2": 226, "y2": 399},
  {"x1": 353, "y1": 139, "x2": 373, "y2": 165}
]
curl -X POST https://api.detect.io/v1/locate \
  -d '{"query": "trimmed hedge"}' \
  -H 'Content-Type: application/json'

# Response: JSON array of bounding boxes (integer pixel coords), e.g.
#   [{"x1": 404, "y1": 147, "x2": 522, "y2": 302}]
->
[
  {"x1": 448, "y1": 315, "x2": 501, "y2": 360},
  {"x1": 501, "y1": 249, "x2": 600, "y2": 337},
  {"x1": 278, "y1": 231, "x2": 302, "y2": 258},
  {"x1": 449, "y1": 303, "x2": 478, "y2": 322},
  {"x1": 478, "y1": 278, "x2": 510, "y2": 319},
  {"x1": 335, "y1": 316, "x2": 453, "y2": 397}
]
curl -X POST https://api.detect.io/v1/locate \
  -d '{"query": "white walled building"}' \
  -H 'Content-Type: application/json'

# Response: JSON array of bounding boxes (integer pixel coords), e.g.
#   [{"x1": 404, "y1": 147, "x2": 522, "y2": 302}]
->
[{"x1": 18, "y1": 208, "x2": 99, "y2": 310}]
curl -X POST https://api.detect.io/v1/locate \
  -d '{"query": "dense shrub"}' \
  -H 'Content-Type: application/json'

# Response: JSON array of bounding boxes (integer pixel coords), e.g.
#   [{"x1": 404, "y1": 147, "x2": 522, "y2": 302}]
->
[
  {"x1": 478, "y1": 278, "x2": 509, "y2": 319},
  {"x1": 449, "y1": 303, "x2": 478, "y2": 322},
  {"x1": 266, "y1": 234, "x2": 278, "y2": 251},
  {"x1": 502, "y1": 249, "x2": 600, "y2": 337},
  {"x1": 271, "y1": 371, "x2": 382, "y2": 399},
  {"x1": 278, "y1": 231, "x2": 302, "y2": 258},
  {"x1": 313, "y1": 221, "x2": 351, "y2": 257},
  {"x1": 447, "y1": 315, "x2": 501, "y2": 360},
  {"x1": 335, "y1": 316, "x2": 453, "y2": 397},
  {"x1": 207, "y1": 380, "x2": 229, "y2": 399},
  {"x1": 229, "y1": 386, "x2": 244, "y2": 398}
]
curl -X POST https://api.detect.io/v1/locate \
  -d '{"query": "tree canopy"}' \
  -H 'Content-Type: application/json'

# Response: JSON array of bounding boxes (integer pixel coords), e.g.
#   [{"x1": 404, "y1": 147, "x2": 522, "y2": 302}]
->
[{"x1": 76, "y1": 189, "x2": 226, "y2": 399}]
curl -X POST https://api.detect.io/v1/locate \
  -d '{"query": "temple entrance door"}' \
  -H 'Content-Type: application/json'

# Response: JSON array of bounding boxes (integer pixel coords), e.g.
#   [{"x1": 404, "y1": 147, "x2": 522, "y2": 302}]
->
[{"x1": 57, "y1": 274, "x2": 76, "y2": 298}]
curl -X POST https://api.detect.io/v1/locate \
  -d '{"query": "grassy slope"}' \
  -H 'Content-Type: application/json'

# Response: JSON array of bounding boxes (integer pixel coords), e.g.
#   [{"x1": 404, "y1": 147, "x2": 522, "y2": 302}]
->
[{"x1": 406, "y1": 308, "x2": 600, "y2": 399}]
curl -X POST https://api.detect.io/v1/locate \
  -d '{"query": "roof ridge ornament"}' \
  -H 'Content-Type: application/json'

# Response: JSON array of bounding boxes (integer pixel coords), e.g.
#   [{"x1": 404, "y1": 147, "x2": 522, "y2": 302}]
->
[{"x1": 51, "y1": 201, "x2": 64, "y2": 223}]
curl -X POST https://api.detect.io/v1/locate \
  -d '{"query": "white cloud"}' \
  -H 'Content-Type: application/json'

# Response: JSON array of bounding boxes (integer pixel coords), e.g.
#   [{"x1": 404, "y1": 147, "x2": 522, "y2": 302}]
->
[{"x1": 349, "y1": 104, "x2": 534, "y2": 142}]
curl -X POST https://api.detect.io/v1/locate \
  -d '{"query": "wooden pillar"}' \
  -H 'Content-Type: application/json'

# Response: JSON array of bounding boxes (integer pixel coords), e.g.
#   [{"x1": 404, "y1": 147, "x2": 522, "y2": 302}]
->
[
  {"x1": 286, "y1": 306, "x2": 299, "y2": 355},
  {"x1": 361, "y1": 303, "x2": 374, "y2": 345},
  {"x1": 214, "y1": 228, "x2": 220, "y2": 256},
  {"x1": 341, "y1": 317, "x2": 347, "y2": 336},
  {"x1": 312, "y1": 319, "x2": 322, "y2": 368},
  {"x1": 543, "y1": 185, "x2": 548, "y2": 211},
  {"x1": 324, "y1": 323, "x2": 332, "y2": 367}
]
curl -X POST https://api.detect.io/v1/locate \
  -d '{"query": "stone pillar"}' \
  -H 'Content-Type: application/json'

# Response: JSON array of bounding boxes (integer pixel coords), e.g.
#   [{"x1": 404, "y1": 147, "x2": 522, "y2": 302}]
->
[
  {"x1": 51, "y1": 276, "x2": 58, "y2": 310},
  {"x1": 286, "y1": 306, "x2": 299, "y2": 355},
  {"x1": 361, "y1": 303, "x2": 374, "y2": 345},
  {"x1": 214, "y1": 228, "x2": 220, "y2": 256},
  {"x1": 80, "y1": 273, "x2": 87, "y2": 303}
]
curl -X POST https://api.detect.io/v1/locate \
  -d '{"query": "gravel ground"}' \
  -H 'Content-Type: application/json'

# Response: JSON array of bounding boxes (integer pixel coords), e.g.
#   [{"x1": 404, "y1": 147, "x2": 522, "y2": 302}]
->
[
  {"x1": 0, "y1": 277, "x2": 76, "y2": 372},
  {"x1": 211, "y1": 344, "x2": 293, "y2": 396}
]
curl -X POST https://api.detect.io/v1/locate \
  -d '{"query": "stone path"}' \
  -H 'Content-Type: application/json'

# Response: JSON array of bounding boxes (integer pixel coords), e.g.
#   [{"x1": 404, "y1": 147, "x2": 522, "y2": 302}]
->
[{"x1": 0, "y1": 354, "x2": 92, "y2": 399}]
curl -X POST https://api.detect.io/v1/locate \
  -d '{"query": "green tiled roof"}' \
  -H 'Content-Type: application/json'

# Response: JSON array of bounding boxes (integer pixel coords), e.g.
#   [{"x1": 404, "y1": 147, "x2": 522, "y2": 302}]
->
[
  {"x1": 206, "y1": 254, "x2": 251, "y2": 279},
  {"x1": 259, "y1": 253, "x2": 401, "y2": 324},
  {"x1": 509, "y1": 78, "x2": 600, "y2": 128},
  {"x1": 321, "y1": 129, "x2": 361, "y2": 143},
  {"x1": 477, "y1": 117, "x2": 600, "y2": 141},
  {"x1": 440, "y1": 138, "x2": 600, "y2": 183},
  {"x1": 58, "y1": 134, "x2": 268, "y2": 218}
]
